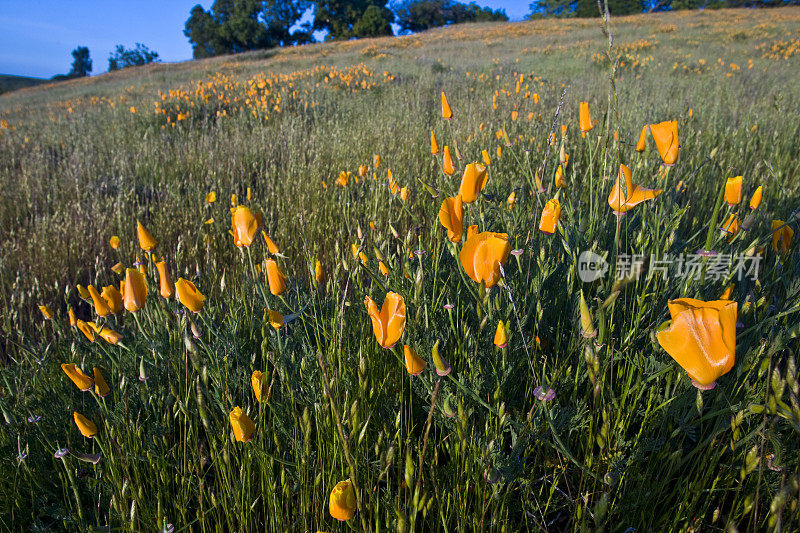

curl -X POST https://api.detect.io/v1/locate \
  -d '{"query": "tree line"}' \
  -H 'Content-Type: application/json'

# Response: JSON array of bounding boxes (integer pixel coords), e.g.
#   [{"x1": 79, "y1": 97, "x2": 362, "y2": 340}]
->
[{"x1": 529, "y1": 0, "x2": 798, "y2": 19}]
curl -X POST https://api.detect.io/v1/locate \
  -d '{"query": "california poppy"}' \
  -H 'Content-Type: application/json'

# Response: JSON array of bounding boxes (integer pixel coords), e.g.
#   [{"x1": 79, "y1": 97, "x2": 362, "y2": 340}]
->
[
  {"x1": 252, "y1": 370, "x2": 268, "y2": 403},
  {"x1": 229, "y1": 406, "x2": 255, "y2": 442},
  {"x1": 430, "y1": 131, "x2": 439, "y2": 155},
  {"x1": 205, "y1": 191, "x2": 216, "y2": 204},
  {"x1": 231, "y1": 206, "x2": 259, "y2": 247},
  {"x1": 438, "y1": 195, "x2": 464, "y2": 243},
  {"x1": 74, "y1": 412, "x2": 98, "y2": 438},
  {"x1": 61, "y1": 363, "x2": 94, "y2": 391},
  {"x1": 265, "y1": 308, "x2": 283, "y2": 329},
  {"x1": 88, "y1": 285, "x2": 112, "y2": 317},
  {"x1": 442, "y1": 146, "x2": 455, "y2": 176},
  {"x1": 579, "y1": 102, "x2": 592, "y2": 135},
  {"x1": 90, "y1": 323, "x2": 123, "y2": 345},
  {"x1": 607, "y1": 164, "x2": 662, "y2": 215},
  {"x1": 720, "y1": 214, "x2": 740, "y2": 240},
  {"x1": 539, "y1": 198, "x2": 561, "y2": 235},
  {"x1": 364, "y1": 292, "x2": 406, "y2": 349},
  {"x1": 494, "y1": 320, "x2": 508, "y2": 348},
  {"x1": 39, "y1": 305, "x2": 53, "y2": 320},
  {"x1": 441, "y1": 91, "x2": 452, "y2": 119},
  {"x1": 749, "y1": 186, "x2": 763, "y2": 210},
  {"x1": 176, "y1": 278, "x2": 206, "y2": 313},
  {"x1": 554, "y1": 164, "x2": 566, "y2": 188},
  {"x1": 265, "y1": 258, "x2": 287, "y2": 296},
  {"x1": 636, "y1": 125, "x2": 647, "y2": 152},
  {"x1": 93, "y1": 367, "x2": 111, "y2": 397},
  {"x1": 315, "y1": 259, "x2": 325, "y2": 285},
  {"x1": 329, "y1": 479, "x2": 356, "y2": 521},
  {"x1": 656, "y1": 298, "x2": 736, "y2": 389},
  {"x1": 649, "y1": 120, "x2": 679, "y2": 166},
  {"x1": 772, "y1": 220, "x2": 794, "y2": 253},
  {"x1": 76, "y1": 320, "x2": 96, "y2": 342},
  {"x1": 459, "y1": 163, "x2": 488, "y2": 203},
  {"x1": 109, "y1": 235, "x2": 120, "y2": 250},
  {"x1": 507, "y1": 191, "x2": 516, "y2": 210},
  {"x1": 111, "y1": 262, "x2": 124, "y2": 275},
  {"x1": 136, "y1": 221, "x2": 157, "y2": 252},
  {"x1": 123, "y1": 268, "x2": 147, "y2": 312},
  {"x1": 724, "y1": 176, "x2": 743, "y2": 206},
  {"x1": 403, "y1": 345, "x2": 427, "y2": 375},
  {"x1": 459, "y1": 232, "x2": 511, "y2": 288},
  {"x1": 156, "y1": 260, "x2": 174, "y2": 299}
]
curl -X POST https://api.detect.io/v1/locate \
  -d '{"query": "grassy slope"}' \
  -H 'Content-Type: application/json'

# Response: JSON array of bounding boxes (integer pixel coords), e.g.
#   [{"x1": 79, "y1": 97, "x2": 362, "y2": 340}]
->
[
  {"x1": 1, "y1": 7, "x2": 800, "y2": 532},
  {"x1": 0, "y1": 74, "x2": 49, "y2": 94}
]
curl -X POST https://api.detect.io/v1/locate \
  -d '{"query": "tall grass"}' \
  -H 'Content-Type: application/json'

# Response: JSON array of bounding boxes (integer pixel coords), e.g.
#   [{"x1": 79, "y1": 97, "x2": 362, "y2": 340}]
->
[{"x1": 1, "y1": 7, "x2": 800, "y2": 532}]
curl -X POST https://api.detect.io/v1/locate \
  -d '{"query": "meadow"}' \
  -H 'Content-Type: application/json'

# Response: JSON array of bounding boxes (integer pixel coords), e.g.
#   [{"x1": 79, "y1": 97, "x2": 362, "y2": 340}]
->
[{"x1": 1, "y1": 6, "x2": 800, "y2": 531}]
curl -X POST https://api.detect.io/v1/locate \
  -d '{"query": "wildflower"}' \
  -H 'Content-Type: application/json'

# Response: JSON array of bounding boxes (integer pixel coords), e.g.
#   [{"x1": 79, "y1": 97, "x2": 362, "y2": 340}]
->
[
  {"x1": 265, "y1": 309, "x2": 283, "y2": 329},
  {"x1": 61, "y1": 363, "x2": 94, "y2": 391},
  {"x1": 336, "y1": 171, "x2": 350, "y2": 187},
  {"x1": 229, "y1": 407, "x2": 255, "y2": 442},
  {"x1": 68, "y1": 306, "x2": 76, "y2": 327},
  {"x1": 39, "y1": 305, "x2": 53, "y2": 320},
  {"x1": 403, "y1": 345, "x2": 427, "y2": 375},
  {"x1": 374, "y1": 154, "x2": 382, "y2": 168},
  {"x1": 231, "y1": 206, "x2": 259, "y2": 247},
  {"x1": 656, "y1": 298, "x2": 736, "y2": 389},
  {"x1": 438, "y1": 195, "x2": 464, "y2": 243},
  {"x1": 88, "y1": 285, "x2": 112, "y2": 317},
  {"x1": 109, "y1": 235, "x2": 120, "y2": 250},
  {"x1": 430, "y1": 131, "x2": 439, "y2": 154},
  {"x1": 466, "y1": 224, "x2": 479, "y2": 241},
  {"x1": 136, "y1": 221, "x2": 157, "y2": 252},
  {"x1": 458, "y1": 163, "x2": 488, "y2": 203},
  {"x1": 482, "y1": 149, "x2": 491, "y2": 166},
  {"x1": 364, "y1": 292, "x2": 406, "y2": 349},
  {"x1": 507, "y1": 191, "x2": 516, "y2": 210},
  {"x1": 93, "y1": 368, "x2": 111, "y2": 397},
  {"x1": 123, "y1": 268, "x2": 147, "y2": 312},
  {"x1": 252, "y1": 370, "x2": 268, "y2": 403},
  {"x1": 54, "y1": 448, "x2": 69, "y2": 459},
  {"x1": 73, "y1": 412, "x2": 98, "y2": 438},
  {"x1": 76, "y1": 320, "x2": 96, "y2": 342},
  {"x1": 90, "y1": 323, "x2": 123, "y2": 345},
  {"x1": 607, "y1": 164, "x2": 662, "y2": 215},
  {"x1": 330, "y1": 479, "x2": 356, "y2": 521},
  {"x1": 554, "y1": 164, "x2": 566, "y2": 188},
  {"x1": 205, "y1": 191, "x2": 216, "y2": 204},
  {"x1": 772, "y1": 220, "x2": 794, "y2": 253},
  {"x1": 400, "y1": 186, "x2": 410, "y2": 202},
  {"x1": 579, "y1": 102, "x2": 592, "y2": 135},
  {"x1": 539, "y1": 198, "x2": 561, "y2": 235},
  {"x1": 379, "y1": 261, "x2": 389, "y2": 276},
  {"x1": 315, "y1": 259, "x2": 325, "y2": 285},
  {"x1": 76, "y1": 284, "x2": 90, "y2": 300},
  {"x1": 749, "y1": 186, "x2": 763, "y2": 210},
  {"x1": 649, "y1": 120, "x2": 679, "y2": 166},
  {"x1": 494, "y1": 320, "x2": 508, "y2": 348},
  {"x1": 441, "y1": 91, "x2": 452, "y2": 119},
  {"x1": 111, "y1": 262, "x2": 124, "y2": 275},
  {"x1": 533, "y1": 386, "x2": 556, "y2": 401},
  {"x1": 442, "y1": 146, "x2": 455, "y2": 175},
  {"x1": 459, "y1": 231, "x2": 511, "y2": 288},
  {"x1": 265, "y1": 258, "x2": 287, "y2": 296},
  {"x1": 156, "y1": 261, "x2": 174, "y2": 299},
  {"x1": 720, "y1": 214, "x2": 740, "y2": 240},
  {"x1": 176, "y1": 278, "x2": 206, "y2": 313},
  {"x1": 724, "y1": 176, "x2": 743, "y2": 206}
]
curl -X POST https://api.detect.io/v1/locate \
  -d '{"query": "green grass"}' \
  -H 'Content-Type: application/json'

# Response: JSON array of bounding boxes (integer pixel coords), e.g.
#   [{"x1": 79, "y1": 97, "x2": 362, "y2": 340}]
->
[
  {"x1": 0, "y1": 74, "x2": 49, "y2": 95},
  {"x1": 1, "y1": 7, "x2": 800, "y2": 532}
]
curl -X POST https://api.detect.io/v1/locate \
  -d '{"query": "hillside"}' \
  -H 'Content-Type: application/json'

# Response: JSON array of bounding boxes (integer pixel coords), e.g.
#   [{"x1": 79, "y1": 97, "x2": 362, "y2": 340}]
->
[{"x1": 0, "y1": 73, "x2": 49, "y2": 94}]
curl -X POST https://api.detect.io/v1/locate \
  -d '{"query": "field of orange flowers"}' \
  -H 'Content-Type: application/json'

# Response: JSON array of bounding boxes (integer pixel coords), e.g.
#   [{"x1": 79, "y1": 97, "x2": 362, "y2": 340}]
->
[{"x1": 1, "y1": 7, "x2": 800, "y2": 532}]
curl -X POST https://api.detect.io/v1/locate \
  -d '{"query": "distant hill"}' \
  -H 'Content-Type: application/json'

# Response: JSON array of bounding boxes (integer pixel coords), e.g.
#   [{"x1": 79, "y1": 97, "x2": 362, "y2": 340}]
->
[{"x1": 0, "y1": 74, "x2": 49, "y2": 95}]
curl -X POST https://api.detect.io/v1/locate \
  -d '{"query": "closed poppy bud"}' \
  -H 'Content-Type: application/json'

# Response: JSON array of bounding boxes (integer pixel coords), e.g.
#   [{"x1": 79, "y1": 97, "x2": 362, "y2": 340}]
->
[
  {"x1": 441, "y1": 91, "x2": 452, "y2": 119},
  {"x1": 93, "y1": 367, "x2": 110, "y2": 397},
  {"x1": 73, "y1": 412, "x2": 97, "y2": 438},
  {"x1": 315, "y1": 259, "x2": 325, "y2": 285},
  {"x1": 62, "y1": 363, "x2": 94, "y2": 391},
  {"x1": 374, "y1": 154, "x2": 381, "y2": 168},
  {"x1": 771, "y1": 220, "x2": 794, "y2": 253},
  {"x1": 111, "y1": 262, "x2": 124, "y2": 275},
  {"x1": 459, "y1": 162, "x2": 488, "y2": 203},
  {"x1": 656, "y1": 298, "x2": 737, "y2": 389},
  {"x1": 266, "y1": 308, "x2": 284, "y2": 329},
  {"x1": 175, "y1": 278, "x2": 204, "y2": 313},
  {"x1": 231, "y1": 206, "x2": 259, "y2": 247},
  {"x1": 123, "y1": 268, "x2": 147, "y2": 312},
  {"x1": 494, "y1": 320, "x2": 508, "y2": 348},
  {"x1": 607, "y1": 164, "x2": 661, "y2": 215},
  {"x1": 76, "y1": 284, "x2": 90, "y2": 300},
  {"x1": 482, "y1": 149, "x2": 491, "y2": 166},
  {"x1": 749, "y1": 186, "x2": 763, "y2": 210},
  {"x1": 109, "y1": 235, "x2": 120, "y2": 250},
  {"x1": 579, "y1": 291, "x2": 596, "y2": 338},
  {"x1": 720, "y1": 214, "x2": 740, "y2": 240},
  {"x1": 229, "y1": 406, "x2": 254, "y2": 442},
  {"x1": 252, "y1": 370, "x2": 268, "y2": 403},
  {"x1": 205, "y1": 191, "x2": 216, "y2": 204},
  {"x1": 438, "y1": 195, "x2": 464, "y2": 243},
  {"x1": 496, "y1": 145, "x2": 502, "y2": 158},
  {"x1": 539, "y1": 198, "x2": 561, "y2": 235},
  {"x1": 579, "y1": 102, "x2": 592, "y2": 134},
  {"x1": 156, "y1": 261, "x2": 174, "y2": 298},
  {"x1": 507, "y1": 191, "x2": 516, "y2": 210},
  {"x1": 136, "y1": 221, "x2": 157, "y2": 252},
  {"x1": 649, "y1": 120, "x2": 679, "y2": 166},
  {"x1": 39, "y1": 305, "x2": 53, "y2": 320},
  {"x1": 265, "y1": 258, "x2": 287, "y2": 296},
  {"x1": 262, "y1": 232, "x2": 280, "y2": 254},
  {"x1": 431, "y1": 339, "x2": 451, "y2": 376},
  {"x1": 101, "y1": 285, "x2": 123, "y2": 314},
  {"x1": 442, "y1": 146, "x2": 455, "y2": 175},
  {"x1": 68, "y1": 306, "x2": 77, "y2": 327},
  {"x1": 76, "y1": 319, "x2": 96, "y2": 342},
  {"x1": 329, "y1": 479, "x2": 357, "y2": 521},
  {"x1": 430, "y1": 131, "x2": 439, "y2": 154},
  {"x1": 93, "y1": 324, "x2": 123, "y2": 345},
  {"x1": 459, "y1": 231, "x2": 511, "y2": 288},
  {"x1": 554, "y1": 164, "x2": 566, "y2": 188},
  {"x1": 724, "y1": 176, "x2": 743, "y2": 206},
  {"x1": 364, "y1": 292, "x2": 406, "y2": 349},
  {"x1": 379, "y1": 261, "x2": 389, "y2": 276},
  {"x1": 246, "y1": 187, "x2": 252, "y2": 200},
  {"x1": 403, "y1": 345, "x2": 427, "y2": 375},
  {"x1": 359, "y1": 251, "x2": 369, "y2": 266}
]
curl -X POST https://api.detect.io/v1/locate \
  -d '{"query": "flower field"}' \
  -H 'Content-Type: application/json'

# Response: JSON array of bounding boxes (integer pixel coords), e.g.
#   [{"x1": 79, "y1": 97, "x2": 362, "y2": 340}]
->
[{"x1": 1, "y1": 7, "x2": 800, "y2": 532}]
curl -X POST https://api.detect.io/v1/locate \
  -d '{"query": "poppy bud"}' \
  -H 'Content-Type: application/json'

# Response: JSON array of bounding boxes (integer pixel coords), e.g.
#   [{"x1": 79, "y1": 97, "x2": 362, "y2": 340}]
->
[
  {"x1": 123, "y1": 268, "x2": 147, "y2": 312},
  {"x1": 136, "y1": 221, "x2": 157, "y2": 252},
  {"x1": 494, "y1": 321, "x2": 508, "y2": 348},
  {"x1": 156, "y1": 261, "x2": 174, "y2": 299},
  {"x1": 229, "y1": 406, "x2": 255, "y2": 442}
]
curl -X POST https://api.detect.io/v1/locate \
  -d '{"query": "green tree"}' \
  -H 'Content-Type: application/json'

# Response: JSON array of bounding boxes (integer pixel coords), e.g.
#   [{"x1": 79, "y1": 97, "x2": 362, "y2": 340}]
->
[
  {"x1": 313, "y1": 0, "x2": 394, "y2": 40},
  {"x1": 108, "y1": 44, "x2": 160, "y2": 71},
  {"x1": 68, "y1": 46, "x2": 92, "y2": 78}
]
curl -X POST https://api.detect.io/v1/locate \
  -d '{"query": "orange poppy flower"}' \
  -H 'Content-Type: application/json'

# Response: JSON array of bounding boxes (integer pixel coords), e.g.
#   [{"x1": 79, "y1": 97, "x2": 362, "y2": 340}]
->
[
  {"x1": 579, "y1": 102, "x2": 592, "y2": 134},
  {"x1": 136, "y1": 221, "x2": 157, "y2": 252},
  {"x1": 636, "y1": 125, "x2": 647, "y2": 152},
  {"x1": 176, "y1": 278, "x2": 206, "y2": 312},
  {"x1": 494, "y1": 320, "x2": 508, "y2": 348},
  {"x1": 74, "y1": 412, "x2": 98, "y2": 438},
  {"x1": 123, "y1": 268, "x2": 147, "y2": 312},
  {"x1": 441, "y1": 91, "x2": 452, "y2": 119},
  {"x1": 724, "y1": 176, "x2": 743, "y2": 206},
  {"x1": 649, "y1": 120, "x2": 679, "y2": 166},
  {"x1": 772, "y1": 220, "x2": 794, "y2": 253},
  {"x1": 749, "y1": 186, "x2": 763, "y2": 210},
  {"x1": 88, "y1": 285, "x2": 111, "y2": 317},
  {"x1": 265, "y1": 258, "x2": 287, "y2": 296},
  {"x1": 156, "y1": 260, "x2": 174, "y2": 298},
  {"x1": 459, "y1": 232, "x2": 511, "y2": 288},
  {"x1": 229, "y1": 406, "x2": 255, "y2": 442},
  {"x1": 364, "y1": 292, "x2": 406, "y2": 349},
  {"x1": 430, "y1": 131, "x2": 439, "y2": 155},
  {"x1": 442, "y1": 146, "x2": 455, "y2": 176},
  {"x1": 607, "y1": 164, "x2": 662, "y2": 215},
  {"x1": 231, "y1": 206, "x2": 259, "y2": 247},
  {"x1": 458, "y1": 163, "x2": 488, "y2": 203},
  {"x1": 539, "y1": 198, "x2": 561, "y2": 235},
  {"x1": 61, "y1": 363, "x2": 94, "y2": 391},
  {"x1": 403, "y1": 345, "x2": 427, "y2": 375},
  {"x1": 329, "y1": 479, "x2": 356, "y2": 521}
]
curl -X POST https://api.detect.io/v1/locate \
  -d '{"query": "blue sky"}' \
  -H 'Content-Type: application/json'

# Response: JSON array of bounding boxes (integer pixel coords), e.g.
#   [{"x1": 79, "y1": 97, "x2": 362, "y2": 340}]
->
[{"x1": 0, "y1": 1, "x2": 532, "y2": 79}]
